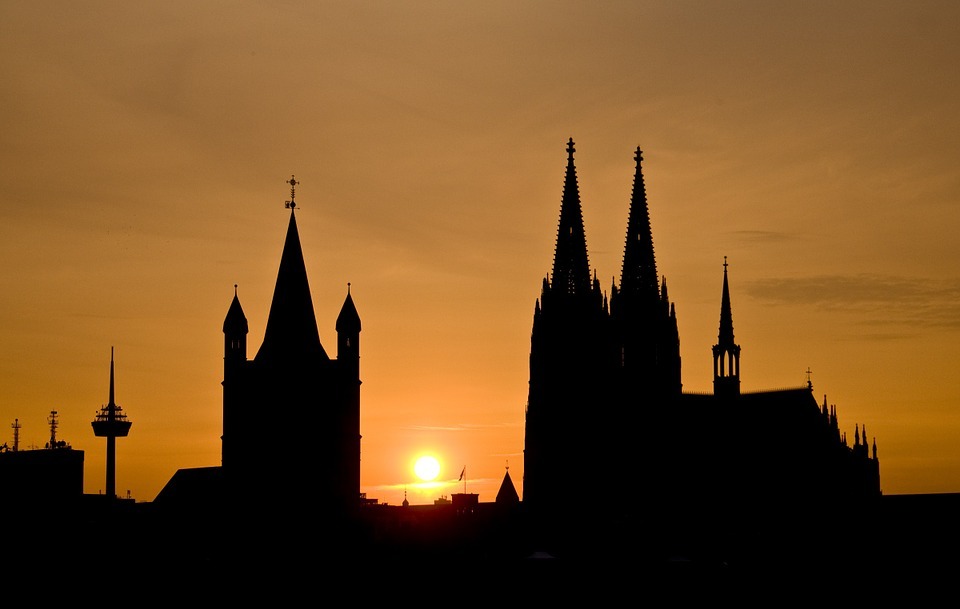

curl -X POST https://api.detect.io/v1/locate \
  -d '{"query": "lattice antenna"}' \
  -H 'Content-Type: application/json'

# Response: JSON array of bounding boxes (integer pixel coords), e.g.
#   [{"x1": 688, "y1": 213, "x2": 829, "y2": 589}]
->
[
  {"x1": 48, "y1": 410, "x2": 58, "y2": 448},
  {"x1": 12, "y1": 418, "x2": 20, "y2": 452}
]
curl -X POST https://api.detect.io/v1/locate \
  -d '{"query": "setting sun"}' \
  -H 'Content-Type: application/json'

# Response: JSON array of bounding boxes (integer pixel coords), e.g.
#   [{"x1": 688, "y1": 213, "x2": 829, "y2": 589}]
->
[{"x1": 413, "y1": 455, "x2": 441, "y2": 481}]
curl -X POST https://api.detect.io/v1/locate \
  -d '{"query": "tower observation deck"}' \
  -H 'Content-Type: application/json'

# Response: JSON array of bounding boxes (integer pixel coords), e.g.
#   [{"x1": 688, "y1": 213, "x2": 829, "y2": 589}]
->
[{"x1": 91, "y1": 347, "x2": 132, "y2": 499}]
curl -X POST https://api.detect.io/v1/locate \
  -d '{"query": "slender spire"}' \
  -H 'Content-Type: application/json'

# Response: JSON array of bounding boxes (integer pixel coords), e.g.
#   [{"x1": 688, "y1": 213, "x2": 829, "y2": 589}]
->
[
  {"x1": 550, "y1": 138, "x2": 592, "y2": 296},
  {"x1": 713, "y1": 257, "x2": 741, "y2": 397},
  {"x1": 718, "y1": 256, "x2": 735, "y2": 345},
  {"x1": 109, "y1": 347, "x2": 115, "y2": 405},
  {"x1": 256, "y1": 180, "x2": 326, "y2": 362},
  {"x1": 619, "y1": 147, "x2": 659, "y2": 303}
]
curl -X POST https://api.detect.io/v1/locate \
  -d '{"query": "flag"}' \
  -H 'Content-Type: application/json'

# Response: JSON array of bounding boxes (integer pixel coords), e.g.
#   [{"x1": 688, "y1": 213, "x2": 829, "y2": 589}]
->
[{"x1": 458, "y1": 467, "x2": 465, "y2": 481}]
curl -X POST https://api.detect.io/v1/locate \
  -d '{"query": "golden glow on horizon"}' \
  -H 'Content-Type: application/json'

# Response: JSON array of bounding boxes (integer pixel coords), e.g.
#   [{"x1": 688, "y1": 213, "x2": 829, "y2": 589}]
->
[{"x1": 413, "y1": 455, "x2": 441, "y2": 481}]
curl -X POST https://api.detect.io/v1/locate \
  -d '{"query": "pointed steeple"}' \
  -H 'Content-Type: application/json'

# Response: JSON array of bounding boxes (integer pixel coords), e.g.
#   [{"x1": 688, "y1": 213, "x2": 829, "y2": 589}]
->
[
  {"x1": 550, "y1": 138, "x2": 592, "y2": 296},
  {"x1": 718, "y1": 256, "x2": 735, "y2": 346},
  {"x1": 713, "y1": 257, "x2": 741, "y2": 397},
  {"x1": 619, "y1": 147, "x2": 659, "y2": 304},
  {"x1": 256, "y1": 204, "x2": 327, "y2": 363}
]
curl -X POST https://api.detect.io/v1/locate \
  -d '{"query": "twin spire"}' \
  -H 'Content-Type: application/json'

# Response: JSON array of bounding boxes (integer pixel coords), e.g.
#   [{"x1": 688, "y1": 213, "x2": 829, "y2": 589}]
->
[{"x1": 551, "y1": 138, "x2": 662, "y2": 309}]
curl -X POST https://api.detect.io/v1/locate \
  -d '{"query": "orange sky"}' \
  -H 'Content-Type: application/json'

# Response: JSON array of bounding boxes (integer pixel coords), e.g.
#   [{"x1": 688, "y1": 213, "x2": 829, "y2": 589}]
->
[{"x1": 2, "y1": 1, "x2": 959, "y2": 506}]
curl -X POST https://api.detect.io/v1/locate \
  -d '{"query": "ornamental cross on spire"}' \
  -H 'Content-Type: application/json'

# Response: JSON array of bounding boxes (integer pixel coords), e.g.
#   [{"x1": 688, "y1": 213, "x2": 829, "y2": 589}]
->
[{"x1": 285, "y1": 175, "x2": 299, "y2": 209}]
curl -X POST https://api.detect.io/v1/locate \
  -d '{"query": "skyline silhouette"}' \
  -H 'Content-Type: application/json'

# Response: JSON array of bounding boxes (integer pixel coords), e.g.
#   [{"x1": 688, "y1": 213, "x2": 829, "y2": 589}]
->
[
  {"x1": 3, "y1": 140, "x2": 948, "y2": 595},
  {"x1": 2, "y1": 140, "x2": 883, "y2": 507},
  {"x1": 2, "y1": 3, "x2": 960, "y2": 507},
  {"x1": 1, "y1": 147, "x2": 883, "y2": 512}
]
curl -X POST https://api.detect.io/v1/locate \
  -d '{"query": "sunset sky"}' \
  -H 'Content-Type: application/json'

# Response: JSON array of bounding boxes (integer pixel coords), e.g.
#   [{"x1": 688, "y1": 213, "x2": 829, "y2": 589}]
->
[{"x1": 2, "y1": 1, "x2": 959, "y2": 506}]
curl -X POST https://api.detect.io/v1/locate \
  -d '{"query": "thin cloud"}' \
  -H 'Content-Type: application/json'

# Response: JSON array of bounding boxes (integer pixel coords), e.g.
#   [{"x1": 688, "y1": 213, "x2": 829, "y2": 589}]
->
[
  {"x1": 403, "y1": 421, "x2": 522, "y2": 432},
  {"x1": 744, "y1": 274, "x2": 960, "y2": 330},
  {"x1": 729, "y1": 229, "x2": 795, "y2": 243}
]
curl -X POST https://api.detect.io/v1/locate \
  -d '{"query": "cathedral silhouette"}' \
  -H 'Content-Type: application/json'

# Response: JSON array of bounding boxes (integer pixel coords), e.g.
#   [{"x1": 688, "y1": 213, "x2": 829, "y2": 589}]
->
[{"x1": 522, "y1": 139, "x2": 880, "y2": 562}]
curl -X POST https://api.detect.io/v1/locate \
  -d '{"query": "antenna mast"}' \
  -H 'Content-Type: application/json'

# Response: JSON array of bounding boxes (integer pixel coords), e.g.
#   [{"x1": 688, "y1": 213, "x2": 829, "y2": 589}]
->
[{"x1": 47, "y1": 410, "x2": 58, "y2": 448}]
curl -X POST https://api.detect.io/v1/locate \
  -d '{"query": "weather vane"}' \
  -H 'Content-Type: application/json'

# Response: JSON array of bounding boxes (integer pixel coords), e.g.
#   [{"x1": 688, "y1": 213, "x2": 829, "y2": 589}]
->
[{"x1": 285, "y1": 175, "x2": 299, "y2": 209}]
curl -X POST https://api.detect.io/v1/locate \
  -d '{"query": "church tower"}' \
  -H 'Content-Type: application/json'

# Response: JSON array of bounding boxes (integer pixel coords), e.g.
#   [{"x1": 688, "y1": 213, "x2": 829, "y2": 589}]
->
[
  {"x1": 523, "y1": 141, "x2": 686, "y2": 551},
  {"x1": 712, "y1": 257, "x2": 741, "y2": 398},
  {"x1": 609, "y1": 146, "x2": 681, "y2": 400},
  {"x1": 523, "y1": 139, "x2": 610, "y2": 525},
  {"x1": 221, "y1": 176, "x2": 361, "y2": 522}
]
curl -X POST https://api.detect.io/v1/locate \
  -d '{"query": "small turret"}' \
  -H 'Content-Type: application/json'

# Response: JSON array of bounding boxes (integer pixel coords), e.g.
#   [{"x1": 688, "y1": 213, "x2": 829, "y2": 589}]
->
[
  {"x1": 336, "y1": 282, "x2": 361, "y2": 370},
  {"x1": 223, "y1": 284, "x2": 248, "y2": 364}
]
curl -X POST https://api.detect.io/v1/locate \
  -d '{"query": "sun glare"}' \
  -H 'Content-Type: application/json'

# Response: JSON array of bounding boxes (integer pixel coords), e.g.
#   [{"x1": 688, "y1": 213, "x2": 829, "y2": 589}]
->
[{"x1": 414, "y1": 455, "x2": 441, "y2": 481}]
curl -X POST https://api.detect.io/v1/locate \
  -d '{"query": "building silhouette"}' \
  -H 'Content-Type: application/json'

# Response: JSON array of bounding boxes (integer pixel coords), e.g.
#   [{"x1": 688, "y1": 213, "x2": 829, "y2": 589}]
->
[
  {"x1": 523, "y1": 139, "x2": 880, "y2": 560},
  {"x1": 0, "y1": 412, "x2": 84, "y2": 516},
  {"x1": 221, "y1": 176, "x2": 361, "y2": 523}
]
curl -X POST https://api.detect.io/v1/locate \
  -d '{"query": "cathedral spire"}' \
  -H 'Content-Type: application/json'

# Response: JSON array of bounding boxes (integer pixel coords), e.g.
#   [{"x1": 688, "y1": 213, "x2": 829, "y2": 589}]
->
[
  {"x1": 713, "y1": 256, "x2": 741, "y2": 397},
  {"x1": 619, "y1": 147, "x2": 659, "y2": 303},
  {"x1": 718, "y1": 256, "x2": 735, "y2": 346},
  {"x1": 550, "y1": 138, "x2": 592, "y2": 296},
  {"x1": 256, "y1": 179, "x2": 326, "y2": 363}
]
